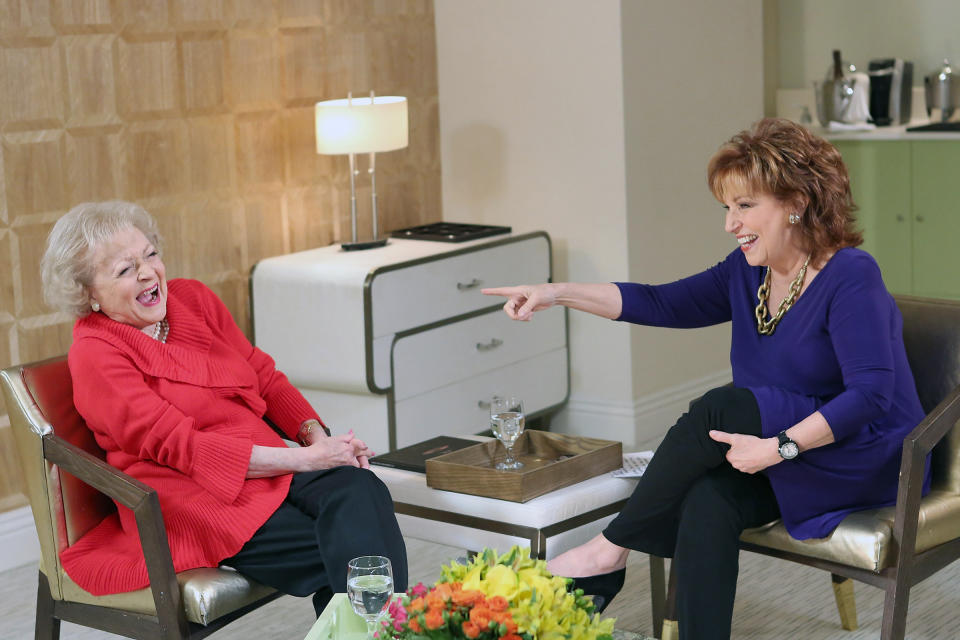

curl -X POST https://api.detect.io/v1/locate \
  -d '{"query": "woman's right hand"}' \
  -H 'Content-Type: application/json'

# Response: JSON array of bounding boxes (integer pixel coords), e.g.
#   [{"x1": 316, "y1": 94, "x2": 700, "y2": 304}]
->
[
  {"x1": 248, "y1": 431, "x2": 374, "y2": 478},
  {"x1": 301, "y1": 430, "x2": 373, "y2": 470},
  {"x1": 482, "y1": 284, "x2": 557, "y2": 321}
]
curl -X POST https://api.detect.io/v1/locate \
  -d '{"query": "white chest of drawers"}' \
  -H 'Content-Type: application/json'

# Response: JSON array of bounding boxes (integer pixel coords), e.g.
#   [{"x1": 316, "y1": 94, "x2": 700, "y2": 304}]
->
[{"x1": 250, "y1": 232, "x2": 569, "y2": 453}]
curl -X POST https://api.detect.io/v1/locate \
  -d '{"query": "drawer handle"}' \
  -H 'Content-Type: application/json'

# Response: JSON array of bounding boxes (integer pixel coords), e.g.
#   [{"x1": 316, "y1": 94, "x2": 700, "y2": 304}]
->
[
  {"x1": 457, "y1": 278, "x2": 482, "y2": 291},
  {"x1": 476, "y1": 338, "x2": 503, "y2": 352},
  {"x1": 478, "y1": 400, "x2": 491, "y2": 410}
]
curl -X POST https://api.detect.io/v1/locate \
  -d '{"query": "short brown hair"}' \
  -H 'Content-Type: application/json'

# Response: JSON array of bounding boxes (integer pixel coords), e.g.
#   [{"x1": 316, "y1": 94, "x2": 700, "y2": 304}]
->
[{"x1": 707, "y1": 118, "x2": 862, "y2": 264}]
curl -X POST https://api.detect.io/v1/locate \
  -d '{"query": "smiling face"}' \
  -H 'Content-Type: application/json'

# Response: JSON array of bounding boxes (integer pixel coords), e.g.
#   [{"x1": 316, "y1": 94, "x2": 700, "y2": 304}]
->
[
  {"x1": 87, "y1": 226, "x2": 167, "y2": 331},
  {"x1": 723, "y1": 191, "x2": 806, "y2": 274}
]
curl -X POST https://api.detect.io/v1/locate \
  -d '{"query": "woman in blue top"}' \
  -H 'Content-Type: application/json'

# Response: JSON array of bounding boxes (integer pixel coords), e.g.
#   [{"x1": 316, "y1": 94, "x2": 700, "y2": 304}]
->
[{"x1": 484, "y1": 118, "x2": 926, "y2": 639}]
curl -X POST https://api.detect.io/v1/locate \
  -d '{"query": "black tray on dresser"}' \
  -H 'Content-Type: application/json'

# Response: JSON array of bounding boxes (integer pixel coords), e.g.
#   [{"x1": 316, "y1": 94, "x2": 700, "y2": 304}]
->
[{"x1": 391, "y1": 222, "x2": 511, "y2": 243}]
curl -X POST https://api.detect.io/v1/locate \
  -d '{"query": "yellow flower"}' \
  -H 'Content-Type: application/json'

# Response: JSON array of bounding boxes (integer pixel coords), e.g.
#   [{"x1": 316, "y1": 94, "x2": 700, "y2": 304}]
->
[
  {"x1": 460, "y1": 564, "x2": 484, "y2": 592},
  {"x1": 484, "y1": 564, "x2": 520, "y2": 599}
]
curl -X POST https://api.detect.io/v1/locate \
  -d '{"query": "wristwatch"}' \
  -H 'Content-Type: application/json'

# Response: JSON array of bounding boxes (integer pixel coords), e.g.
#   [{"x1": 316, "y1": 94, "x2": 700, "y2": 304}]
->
[{"x1": 776, "y1": 430, "x2": 799, "y2": 460}]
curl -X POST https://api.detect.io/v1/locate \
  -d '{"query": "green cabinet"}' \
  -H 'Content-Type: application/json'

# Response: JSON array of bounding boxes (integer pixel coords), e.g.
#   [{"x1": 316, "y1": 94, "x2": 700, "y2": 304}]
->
[{"x1": 833, "y1": 139, "x2": 960, "y2": 300}]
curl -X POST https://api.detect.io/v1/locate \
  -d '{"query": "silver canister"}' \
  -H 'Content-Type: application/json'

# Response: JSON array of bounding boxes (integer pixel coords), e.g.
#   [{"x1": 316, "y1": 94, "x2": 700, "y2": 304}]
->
[{"x1": 925, "y1": 59, "x2": 960, "y2": 122}]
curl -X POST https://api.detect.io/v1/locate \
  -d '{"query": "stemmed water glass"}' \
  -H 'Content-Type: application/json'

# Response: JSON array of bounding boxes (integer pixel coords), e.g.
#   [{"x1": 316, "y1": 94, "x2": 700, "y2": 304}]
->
[
  {"x1": 346, "y1": 555, "x2": 394, "y2": 638},
  {"x1": 490, "y1": 395, "x2": 525, "y2": 470}
]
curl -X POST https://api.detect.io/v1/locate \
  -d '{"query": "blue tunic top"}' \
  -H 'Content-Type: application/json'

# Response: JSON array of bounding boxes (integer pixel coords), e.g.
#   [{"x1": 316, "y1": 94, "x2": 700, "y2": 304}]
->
[{"x1": 616, "y1": 247, "x2": 928, "y2": 539}]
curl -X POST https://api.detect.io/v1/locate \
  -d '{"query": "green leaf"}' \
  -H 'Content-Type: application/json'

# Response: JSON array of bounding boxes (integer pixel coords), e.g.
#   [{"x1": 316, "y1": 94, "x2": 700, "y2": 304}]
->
[{"x1": 481, "y1": 548, "x2": 497, "y2": 566}]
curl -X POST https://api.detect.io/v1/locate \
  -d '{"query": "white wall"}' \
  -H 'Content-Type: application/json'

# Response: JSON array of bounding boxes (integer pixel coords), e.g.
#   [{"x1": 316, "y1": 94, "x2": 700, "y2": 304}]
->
[
  {"x1": 435, "y1": 0, "x2": 764, "y2": 447},
  {"x1": 777, "y1": 0, "x2": 960, "y2": 89},
  {"x1": 434, "y1": 1, "x2": 636, "y2": 443},
  {"x1": 621, "y1": 1, "x2": 763, "y2": 420}
]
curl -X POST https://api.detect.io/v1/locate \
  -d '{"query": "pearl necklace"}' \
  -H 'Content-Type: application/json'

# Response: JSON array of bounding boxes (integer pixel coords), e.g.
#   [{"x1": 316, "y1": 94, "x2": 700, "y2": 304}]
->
[{"x1": 151, "y1": 318, "x2": 169, "y2": 343}]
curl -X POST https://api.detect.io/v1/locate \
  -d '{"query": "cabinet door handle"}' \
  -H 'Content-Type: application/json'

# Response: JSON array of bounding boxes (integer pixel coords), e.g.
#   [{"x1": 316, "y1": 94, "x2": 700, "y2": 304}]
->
[
  {"x1": 457, "y1": 278, "x2": 482, "y2": 291},
  {"x1": 477, "y1": 400, "x2": 491, "y2": 410},
  {"x1": 915, "y1": 215, "x2": 925, "y2": 223},
  {"x1": 896, "y1": 214, "x2": 905, "y2": 222},
  {"x1": 476, "y1": 338, "x2": 503, "y2": 352}
]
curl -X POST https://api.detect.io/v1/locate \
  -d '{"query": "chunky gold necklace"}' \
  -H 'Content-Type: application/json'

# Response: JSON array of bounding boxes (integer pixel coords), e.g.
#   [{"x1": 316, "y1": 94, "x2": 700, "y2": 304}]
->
[{"x1": 755, "y1": 254, "x2": 811, "y2": 336}]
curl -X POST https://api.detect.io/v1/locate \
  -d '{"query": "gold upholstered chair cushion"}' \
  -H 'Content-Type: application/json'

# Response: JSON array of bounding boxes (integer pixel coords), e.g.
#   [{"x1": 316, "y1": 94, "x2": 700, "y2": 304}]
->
[
  {"x1": 55, "y1": 566, "x2": 277, "y2": 626},
  {"x1": 740, "y1": 489, "x2": 960, "y2": 573}
]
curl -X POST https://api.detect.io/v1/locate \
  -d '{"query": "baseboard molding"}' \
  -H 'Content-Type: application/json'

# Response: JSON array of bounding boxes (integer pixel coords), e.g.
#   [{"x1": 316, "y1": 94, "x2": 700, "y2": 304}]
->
[
  {"x1": 0, "y1": 506, "x2": 39, "y2": 572},
  {"x1": 551, "y1": 368, "x2": 732, "y2": 448}
]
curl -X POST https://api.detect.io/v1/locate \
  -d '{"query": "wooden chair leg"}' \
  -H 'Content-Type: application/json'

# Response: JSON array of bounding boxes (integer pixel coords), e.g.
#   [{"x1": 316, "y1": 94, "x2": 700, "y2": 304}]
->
[
  {"x1": 35, "y1": 570, "x2": 61, "y2": 640},
  {"x1": 880, "y1": 577, "x2": 911, "y2": 640},
  {"x1": 661, "y1": 556, "x2": 679, "y2": 640},
  {"x1": 649, "y1": 555, "x2": 665, "y2": 637},
  {"x1": 831, "y1": 574, "x2": 858, "y2": 631}
]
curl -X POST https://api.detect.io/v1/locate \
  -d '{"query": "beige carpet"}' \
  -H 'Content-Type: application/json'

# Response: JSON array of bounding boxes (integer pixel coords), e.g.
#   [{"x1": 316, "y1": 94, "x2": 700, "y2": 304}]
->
[{"x1": 1, "y1": 537, "x2": 958, "y2": 639}]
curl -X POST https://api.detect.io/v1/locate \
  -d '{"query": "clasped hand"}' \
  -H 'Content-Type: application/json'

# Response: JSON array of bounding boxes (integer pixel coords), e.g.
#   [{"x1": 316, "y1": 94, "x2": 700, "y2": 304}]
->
[
  {"x1": 302, "y1": 429, "x2": 373, "y2": 470},
  {"x1": 708, "y1": 430, "x2": 780, "y2": 474}
]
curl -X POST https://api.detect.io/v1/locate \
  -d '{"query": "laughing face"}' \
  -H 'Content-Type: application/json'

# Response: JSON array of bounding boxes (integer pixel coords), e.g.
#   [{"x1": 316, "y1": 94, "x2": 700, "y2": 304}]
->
[
  {"x1": 88, "y1": 226, "x2": 167, "y2": 331},
  {"x1": 723, "y1": 191, "x2": 806, "y2": 274}
]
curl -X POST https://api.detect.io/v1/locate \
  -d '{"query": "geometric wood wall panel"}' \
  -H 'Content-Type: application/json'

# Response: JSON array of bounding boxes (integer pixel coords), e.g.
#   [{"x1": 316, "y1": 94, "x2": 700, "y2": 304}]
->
[{"x1": 0, "y1": 0, "x2": 442, "y2": 511}]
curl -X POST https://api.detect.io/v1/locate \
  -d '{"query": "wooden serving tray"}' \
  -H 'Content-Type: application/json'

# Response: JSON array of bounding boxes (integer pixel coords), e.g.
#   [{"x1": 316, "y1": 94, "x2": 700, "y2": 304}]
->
[{"x1": 425, "y1": 431, "x2": 622, "y2": 502}]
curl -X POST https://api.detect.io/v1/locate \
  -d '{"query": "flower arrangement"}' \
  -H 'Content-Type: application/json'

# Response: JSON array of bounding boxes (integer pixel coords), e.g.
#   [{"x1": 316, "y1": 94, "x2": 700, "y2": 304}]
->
[{"x1": 380, "y1": 546, "x2": 615, "y2": 640}]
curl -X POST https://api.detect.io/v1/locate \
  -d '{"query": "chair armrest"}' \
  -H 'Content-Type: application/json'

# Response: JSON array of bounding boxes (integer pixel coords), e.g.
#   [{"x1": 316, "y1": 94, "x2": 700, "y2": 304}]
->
[
  {"x1": 889, "y1": 385, "x2": 960, "y2": 578},
  {"x1": 903, "y1": 385, "x2": 960, "y2": 456},
  {"x1": 43, "y1": 434, "x2": 153, "y2": 509},
  {"x1": 42, "y1": 433, "x2": 190, "y2": 635}
]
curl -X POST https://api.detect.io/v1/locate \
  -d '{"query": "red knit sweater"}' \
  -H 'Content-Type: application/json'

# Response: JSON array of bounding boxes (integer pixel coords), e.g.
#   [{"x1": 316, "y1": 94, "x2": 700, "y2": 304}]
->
[{"x1": 60, "y1": 278, "x2": 321, "y2": 595}]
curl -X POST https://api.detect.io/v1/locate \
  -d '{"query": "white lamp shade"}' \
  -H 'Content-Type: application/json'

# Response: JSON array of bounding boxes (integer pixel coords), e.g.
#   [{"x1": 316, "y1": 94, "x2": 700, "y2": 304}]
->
[{"x1": 315, "y1": 96, "x2": 408, "y2": 155}]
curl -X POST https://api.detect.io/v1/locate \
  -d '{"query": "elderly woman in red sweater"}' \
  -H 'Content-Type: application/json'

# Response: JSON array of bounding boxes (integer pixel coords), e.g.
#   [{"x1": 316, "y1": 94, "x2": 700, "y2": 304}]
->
[{"x1": 40, "y1": 200, "x2": 407, "y2": 614}]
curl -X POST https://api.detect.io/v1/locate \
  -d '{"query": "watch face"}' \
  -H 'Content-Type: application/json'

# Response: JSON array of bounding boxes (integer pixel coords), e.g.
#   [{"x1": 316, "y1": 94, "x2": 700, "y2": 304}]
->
[{"x1": 780, "y1": 441, "x2": 799, "y2": 459}]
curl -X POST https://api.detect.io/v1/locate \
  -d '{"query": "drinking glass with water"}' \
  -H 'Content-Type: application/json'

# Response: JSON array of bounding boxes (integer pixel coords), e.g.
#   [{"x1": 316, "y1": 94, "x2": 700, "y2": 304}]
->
[
  {"x1": 346, "y1": 555, "x2": 393, "y2": 638},
  {"x1": 490, "y1": 395, "x2": 525, "y2": 470}
]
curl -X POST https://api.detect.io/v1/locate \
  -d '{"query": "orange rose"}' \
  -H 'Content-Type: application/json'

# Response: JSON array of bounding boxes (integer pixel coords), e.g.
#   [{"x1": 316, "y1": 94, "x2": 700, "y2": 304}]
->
[
  {"x1": 435, "y1": 583, "x2": 454, "y2": 599},
  {"x1": 469, "y1": 606, "x2": 492, "y2": 629},
  {"x1": 424, "y1": 609, "x2": 445, "y2": 630},
  {"x1": 452, "y1": 589, "x2": 484, "y2": 607},
  {"x1": 462, "y1": 621, "x2": 481, "y2": 639},
  {"x1": 501, "y1": 634, "x2": 523, "y2": 640},
  {"x1": 408, "y1": 596, "x2": 426, "y2": 613},
  {"x1": 425, "y1": 592, "x2": 446, "y2": 610},
  {"x1": 487, "y1": 595, "x2": 509, "y2": 612},
  {"x1": 408, "y1": 617, "x2": 422, "y2": 633}
]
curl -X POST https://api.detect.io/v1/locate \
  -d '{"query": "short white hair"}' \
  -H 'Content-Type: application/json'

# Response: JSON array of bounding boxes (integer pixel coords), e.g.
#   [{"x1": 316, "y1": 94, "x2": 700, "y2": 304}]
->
[{"x1": 41, "y1": 201, "x2": 163, "y2": 317}]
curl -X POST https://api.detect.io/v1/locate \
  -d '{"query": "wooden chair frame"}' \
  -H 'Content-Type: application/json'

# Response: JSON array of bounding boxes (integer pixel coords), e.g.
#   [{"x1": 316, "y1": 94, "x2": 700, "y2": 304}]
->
[{"x1": 4, "y1": 360, "x2": 284, "y2": 640}]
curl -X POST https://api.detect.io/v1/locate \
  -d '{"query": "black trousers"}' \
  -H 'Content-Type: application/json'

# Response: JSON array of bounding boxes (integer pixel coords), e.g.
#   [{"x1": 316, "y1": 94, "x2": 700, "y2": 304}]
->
[
  {"x1": 603, "y1": 387, "x2": 781, "y2": 640},
  {"x1": 222, "y1": 466, "x2": 408, "y2": 616}
]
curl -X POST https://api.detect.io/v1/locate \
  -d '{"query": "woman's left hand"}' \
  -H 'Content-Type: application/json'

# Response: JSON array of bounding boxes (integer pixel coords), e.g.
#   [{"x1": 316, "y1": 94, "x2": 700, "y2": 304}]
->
[{"x1": 708, "y1": 430, "x2": 780, "y2": 474}]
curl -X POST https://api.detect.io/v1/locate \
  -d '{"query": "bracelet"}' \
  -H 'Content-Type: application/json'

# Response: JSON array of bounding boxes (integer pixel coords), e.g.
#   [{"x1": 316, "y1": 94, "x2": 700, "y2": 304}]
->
[{"x1": 297, "y1": 420, "x2": 331, "y2": 445}]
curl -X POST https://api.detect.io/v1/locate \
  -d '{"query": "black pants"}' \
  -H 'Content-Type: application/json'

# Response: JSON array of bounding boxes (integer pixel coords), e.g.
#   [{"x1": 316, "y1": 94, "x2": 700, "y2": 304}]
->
[
  {"x1": 223, "y1": 466, "x2": 408, "y2": 616},
  {"x1": 603, "y1": 387, "x2": 781, "y2": 640}
]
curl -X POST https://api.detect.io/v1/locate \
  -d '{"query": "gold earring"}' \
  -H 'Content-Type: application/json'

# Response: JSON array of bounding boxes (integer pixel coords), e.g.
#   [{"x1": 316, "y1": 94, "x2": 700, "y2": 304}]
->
[{"x1": 91, "y1": 300, "x2": 100, "y2": 312}]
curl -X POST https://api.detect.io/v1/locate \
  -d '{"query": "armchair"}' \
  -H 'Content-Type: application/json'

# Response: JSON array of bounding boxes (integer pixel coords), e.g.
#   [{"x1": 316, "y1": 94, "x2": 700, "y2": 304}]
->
[
  {"x1": 653, "y1": 295, "x2": 960, "y2": 640},
  {"x1": 1, "y1": 356, "x2": 283, "y2": 639}
]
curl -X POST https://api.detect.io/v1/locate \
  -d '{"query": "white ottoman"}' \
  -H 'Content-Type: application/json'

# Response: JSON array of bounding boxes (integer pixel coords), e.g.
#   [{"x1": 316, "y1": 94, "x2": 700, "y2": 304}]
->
[{"x1": 371, "y1": 465, "x2": 638, "y2": 561}]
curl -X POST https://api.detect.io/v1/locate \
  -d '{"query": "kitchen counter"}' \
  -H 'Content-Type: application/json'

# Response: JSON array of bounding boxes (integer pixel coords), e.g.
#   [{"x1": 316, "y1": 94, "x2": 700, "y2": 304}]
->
[
  {"x1": 776, "y1": 88, "x2": 960, "y2": 141},
  {"x1": 819, "y1": 124, "x2": 960, "y2": 141}
]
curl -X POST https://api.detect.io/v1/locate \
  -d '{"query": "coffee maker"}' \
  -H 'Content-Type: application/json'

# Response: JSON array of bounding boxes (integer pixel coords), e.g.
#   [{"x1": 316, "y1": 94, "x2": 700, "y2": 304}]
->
[{"x1": 868, "y1": 58, "x2": 913, "y2": 126}]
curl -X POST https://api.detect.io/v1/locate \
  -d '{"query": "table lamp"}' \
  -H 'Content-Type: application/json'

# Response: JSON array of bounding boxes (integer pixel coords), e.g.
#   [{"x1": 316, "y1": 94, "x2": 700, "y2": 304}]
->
[{"x1": 315, "y1": 92, "x2": 408, "y2": 250}]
